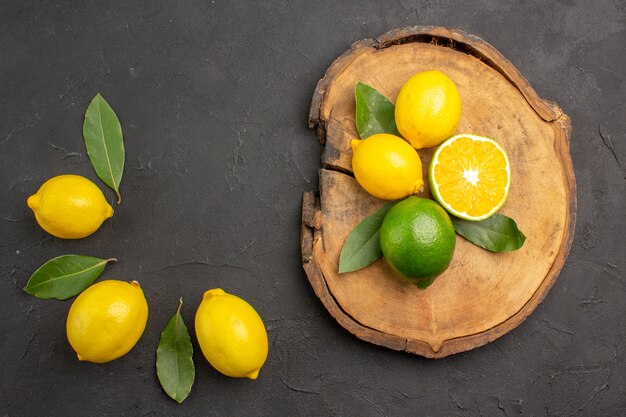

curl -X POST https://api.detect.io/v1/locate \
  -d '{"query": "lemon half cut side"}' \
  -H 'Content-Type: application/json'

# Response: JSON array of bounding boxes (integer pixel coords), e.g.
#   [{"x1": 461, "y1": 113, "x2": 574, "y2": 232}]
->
[{"x1": 429, "y1": 134, "x2": 511, "y2": 221}]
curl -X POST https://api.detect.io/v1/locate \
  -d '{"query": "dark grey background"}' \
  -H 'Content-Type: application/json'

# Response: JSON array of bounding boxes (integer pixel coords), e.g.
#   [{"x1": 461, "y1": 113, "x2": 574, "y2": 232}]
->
[{"x1": 1, "y1": 1, "x2": 625, "y2": 416}]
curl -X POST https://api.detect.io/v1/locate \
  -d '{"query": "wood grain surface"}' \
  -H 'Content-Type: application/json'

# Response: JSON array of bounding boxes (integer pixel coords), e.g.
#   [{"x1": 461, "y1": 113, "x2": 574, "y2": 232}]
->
[{"x1": 302, "y1": 26, "x2": 576, "y2": 358}]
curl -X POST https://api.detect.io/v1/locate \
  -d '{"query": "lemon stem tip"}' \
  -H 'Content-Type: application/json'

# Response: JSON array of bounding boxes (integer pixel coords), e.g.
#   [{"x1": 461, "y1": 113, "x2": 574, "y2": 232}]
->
[
  {"x1": 204, "y1": 288, "x2": 225, "y2": 299},
  {"x1": 26, "y1": 194, "x2": 39, "y2": 210}
]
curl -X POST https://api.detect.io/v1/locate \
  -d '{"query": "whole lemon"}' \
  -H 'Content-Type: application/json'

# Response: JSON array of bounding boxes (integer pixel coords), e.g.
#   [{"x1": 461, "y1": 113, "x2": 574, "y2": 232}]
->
[
  {"x1": 380, "y1": 196, "x2": 456, "y2": 288},
  {"x1": 195, "y1": 289, "x2": 268, "y2": 379},
  {"x1": 351, "y1": 133, "x2": 423, "y2": 200},
  {"x1": 395, "y1": 70, "x2": 462, "y2": 149},
  {"x1": 66, "y1": 280, "x2": 148, "y2": 363},
  {"x1": 27, "y1": 174, "x2": 113, "y2": 239}
]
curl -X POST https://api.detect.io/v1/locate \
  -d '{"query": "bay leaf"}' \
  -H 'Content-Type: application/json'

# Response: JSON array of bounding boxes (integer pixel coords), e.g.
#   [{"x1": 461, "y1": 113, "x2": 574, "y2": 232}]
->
[
  {"x1": 23, "y1": 255, "x2": 115, "y2": 300},
  {"x1": 338, "y1": 202, "x2": 396, "y2": 273},
  {"x1": 156, "y1": 298, "x2": 195, "y2": 404},
  {"x1": 355, "y1": 82, "x2": 400, "y2": 139},
  {"x1": 83, "y1": 93, "x2": 125, "y2": 203},
  {"x1": 452, "y1": 214, "x2": 526, "y2": 252}
]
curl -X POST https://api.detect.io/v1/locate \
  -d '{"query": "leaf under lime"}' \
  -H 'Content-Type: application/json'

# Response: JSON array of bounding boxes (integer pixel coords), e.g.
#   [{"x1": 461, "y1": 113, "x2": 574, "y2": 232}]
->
[{"x1": 338, "y1": 202, "x2": 396, "y2": 273}]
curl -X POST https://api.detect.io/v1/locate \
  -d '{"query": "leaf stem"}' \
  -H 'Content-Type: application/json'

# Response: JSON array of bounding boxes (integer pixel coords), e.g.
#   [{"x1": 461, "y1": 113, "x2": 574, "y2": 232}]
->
[{"x1": 176, "y1": 297, "x2": 183, "y2": 315}]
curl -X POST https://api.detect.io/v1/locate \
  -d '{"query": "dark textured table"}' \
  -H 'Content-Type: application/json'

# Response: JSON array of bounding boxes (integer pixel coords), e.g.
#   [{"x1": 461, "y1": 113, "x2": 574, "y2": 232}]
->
[{"x1": 1, "y1": 1, "x2": 625, "y2": 416}]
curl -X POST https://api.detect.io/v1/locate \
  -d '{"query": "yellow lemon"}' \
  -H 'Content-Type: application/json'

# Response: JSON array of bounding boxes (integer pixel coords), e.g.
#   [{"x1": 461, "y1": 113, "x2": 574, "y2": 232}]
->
[
  {"x1": 395, "y1": 70, "x2": 462, "y2": 149},
  {"x1": 195, "y1": 289, "x2": 268, "y2": 379},
  {"x1": 66, "y1": 280, "x2": 148, "y2": 363},
  {"x1": 351, "y1": 133, "x2": 423, "y2": 200},
  {"x1": 27, "y1": 174, "x2": 113, "y2": 239}
]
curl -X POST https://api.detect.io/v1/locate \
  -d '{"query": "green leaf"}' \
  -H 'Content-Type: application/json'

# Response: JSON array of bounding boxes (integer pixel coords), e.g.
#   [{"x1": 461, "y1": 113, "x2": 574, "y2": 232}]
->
[
  {"x1": 23, "y1": 255, "x2": 115, "y2": 300},
  {"x1": 355, "y1": 82, "x2": 400, "y2": 139},
  {"x1": 339, "y1": 202, "x2": 397, "y2": 273},
  {"x1": 156, "y1": 298, "x2": 195, "y2": 404},
  {"x1": 452, "y1": 214, "x2": 526, "y2": 252},
  {"x1": 83, "y1": 93, "x2": 125, "y2": 203}
]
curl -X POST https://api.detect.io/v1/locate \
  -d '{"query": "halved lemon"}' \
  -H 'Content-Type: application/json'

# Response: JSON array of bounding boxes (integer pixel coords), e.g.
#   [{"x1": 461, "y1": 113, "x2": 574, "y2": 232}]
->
[{"x1": 429, "y1": 134, "x2": 511, "y2": 221}]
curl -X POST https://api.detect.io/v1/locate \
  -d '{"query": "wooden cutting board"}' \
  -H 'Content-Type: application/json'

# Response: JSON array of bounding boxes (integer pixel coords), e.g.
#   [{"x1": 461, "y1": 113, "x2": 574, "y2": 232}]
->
[{"x1": 301, "y1": 26, "x2": 576, "y2": 358}]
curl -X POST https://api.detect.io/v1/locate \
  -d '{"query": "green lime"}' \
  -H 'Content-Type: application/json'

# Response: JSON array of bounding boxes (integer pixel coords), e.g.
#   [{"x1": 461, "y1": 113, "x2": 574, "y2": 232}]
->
[{"x1": 380, "y1": 196, "x2": 456, "y2": 288}]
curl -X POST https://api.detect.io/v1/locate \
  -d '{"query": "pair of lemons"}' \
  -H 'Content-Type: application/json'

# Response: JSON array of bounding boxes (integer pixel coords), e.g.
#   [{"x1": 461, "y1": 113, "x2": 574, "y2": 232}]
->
[
  {"x1": 351, "y1": 70, "x2": 462, "y2": 201},
  {"x1": 67, "y1": 282, "x2": 268, "y2": 379}
]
